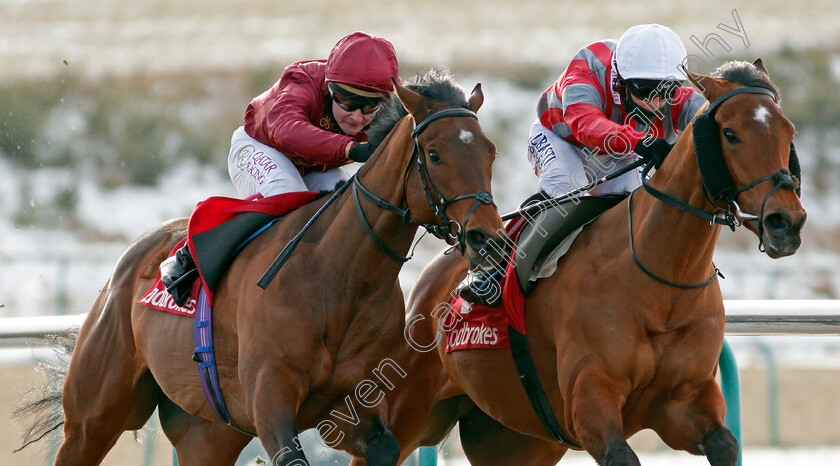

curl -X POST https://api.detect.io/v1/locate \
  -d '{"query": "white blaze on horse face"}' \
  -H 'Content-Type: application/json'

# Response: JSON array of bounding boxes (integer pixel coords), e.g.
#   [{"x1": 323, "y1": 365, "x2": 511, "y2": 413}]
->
[
  {"x1": 754, "y1": 105, "x2": 772, "y2": 128},
  {"x1": 459, "y1": 129, "x2": 474, "y2": 145}
]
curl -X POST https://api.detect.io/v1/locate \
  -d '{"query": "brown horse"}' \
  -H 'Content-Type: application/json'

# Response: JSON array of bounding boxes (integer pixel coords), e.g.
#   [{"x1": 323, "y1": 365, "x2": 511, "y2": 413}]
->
[
  {"x1": 16, "y1": 69, "x2": 505, "y2": 465},
  {"x1": 381, "y1": 60, "x2": 806, "y2": 465}
]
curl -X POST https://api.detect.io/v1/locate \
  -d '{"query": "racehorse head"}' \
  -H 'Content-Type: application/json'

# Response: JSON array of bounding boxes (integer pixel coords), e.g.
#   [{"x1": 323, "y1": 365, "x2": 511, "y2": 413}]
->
[
  {"x1": 685, "y1": 59, "x2": 806, "y2": 258},
  {"x1": 366, "y1": 69, "x2": 506, "y2": 268}
]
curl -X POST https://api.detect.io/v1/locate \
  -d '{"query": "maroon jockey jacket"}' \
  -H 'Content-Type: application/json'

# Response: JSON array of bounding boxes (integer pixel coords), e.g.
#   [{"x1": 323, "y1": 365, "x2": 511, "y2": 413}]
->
[{"x1": 244, "y1": 32, "x2": 399, "y2": 175}]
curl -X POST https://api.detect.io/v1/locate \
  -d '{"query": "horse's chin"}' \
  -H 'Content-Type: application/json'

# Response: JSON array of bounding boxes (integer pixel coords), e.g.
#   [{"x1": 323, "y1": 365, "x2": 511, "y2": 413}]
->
[
  {"x1": 465, "y1": 251, "x2": 484, "y2": 270},
  {"x1": 762, "y1": 232, "x2": 802, "y2": 258}
]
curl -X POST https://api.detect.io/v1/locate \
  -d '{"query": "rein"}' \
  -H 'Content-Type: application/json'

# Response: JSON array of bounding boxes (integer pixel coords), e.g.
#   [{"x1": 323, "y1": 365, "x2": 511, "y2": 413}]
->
[
  {"x1": 258, "y1": 107, "x2": 494, "y2": 287},
  {"x1": 631, "y1": 86, "x2": 799, "y2": 288},
  {"x1": 352, "y1": 107, "x2": 495, "y2": 261}
]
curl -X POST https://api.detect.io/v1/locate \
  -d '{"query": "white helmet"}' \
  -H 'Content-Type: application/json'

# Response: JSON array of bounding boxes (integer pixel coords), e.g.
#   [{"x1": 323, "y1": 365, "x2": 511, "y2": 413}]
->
[{"x1": 615, "y1": 24, "x2": 687, "y2": 81}]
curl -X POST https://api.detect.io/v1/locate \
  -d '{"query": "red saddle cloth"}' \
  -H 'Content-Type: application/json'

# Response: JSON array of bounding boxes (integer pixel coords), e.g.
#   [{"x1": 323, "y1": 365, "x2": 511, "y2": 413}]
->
[
  {"x1": 138, "y1": 191, "x2": 319, "y2": 316},
  {"x1": 444, "y1": 216, "x2": 529, "y2": 352},
  {"x1": 137, "y1": 238, "x2": 201, "y2": 316}
]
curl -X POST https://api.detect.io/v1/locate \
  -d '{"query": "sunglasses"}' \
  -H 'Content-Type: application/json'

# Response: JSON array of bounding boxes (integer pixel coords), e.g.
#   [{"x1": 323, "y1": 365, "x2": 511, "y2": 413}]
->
[
  {"x1": 627, "y1": 81, "x2": 679, "y2": 101},
  {"x1": 330, "y1": 89, "x2": 383, "y2": 115}
]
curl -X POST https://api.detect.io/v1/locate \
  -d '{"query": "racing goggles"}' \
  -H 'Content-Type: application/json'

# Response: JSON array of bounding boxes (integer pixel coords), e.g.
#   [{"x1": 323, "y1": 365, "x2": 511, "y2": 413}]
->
[
  {"x1": 328, "y1": 82, "x2": 385, "y2": 115},
  {"x1": 626, "y1": 79, "x2": 680, "y2": 101}
]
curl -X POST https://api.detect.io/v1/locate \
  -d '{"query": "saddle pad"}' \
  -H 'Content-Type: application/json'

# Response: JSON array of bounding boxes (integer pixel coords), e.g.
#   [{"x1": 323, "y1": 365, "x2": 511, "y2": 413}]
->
[
  {"x1": 444, "y1": 298, "x2": 510, "y2": 352},
  {"x1": 514, "y1": 194, "x2": 626, "y2": 291},
  {"x1": 445, "y1": 216, "x2": 528, "y2": 351},
  {"x1": 137, "y1": 238, "x2": 201, "y2": 316},
  {"x1": 137, "y1": 191, "x2": 320, "y2": 315},
  {"x1": 187, "y1": 191, "x2": 319, "y2": 303}
]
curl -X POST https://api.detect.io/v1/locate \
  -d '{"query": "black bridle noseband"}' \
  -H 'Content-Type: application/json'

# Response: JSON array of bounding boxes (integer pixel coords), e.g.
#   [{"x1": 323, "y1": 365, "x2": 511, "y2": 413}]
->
[
  {"x1": 352, "y1": 107, "x2": 496, "y2": 262},
  {"x1": 631, "y1": 86, "x2": 800, "y2": 289}
]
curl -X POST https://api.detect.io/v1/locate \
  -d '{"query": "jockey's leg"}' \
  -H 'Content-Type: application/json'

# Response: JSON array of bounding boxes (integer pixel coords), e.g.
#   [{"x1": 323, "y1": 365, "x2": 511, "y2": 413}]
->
[
  {"x1": 228, "y1": 126, "x2": 307, "y2": 198},
  {"x1": 455, "y1": 121, "x2": 591, "y2": 308},
  {"x1": 582, "y1": 151, "x2": 642, "y2": 196},
  {"x1": 163, "y1": 127, "x2": 314, "y2": 305},
  {"x1": 302, "y1": 167, "x2": 350, "y2": 193},
  {"x1": 159, "y1": 243, "x2": 196, "y2": 306},
  {"x1": 526, "y1": 120, "x2": 587, "y2": 199}
]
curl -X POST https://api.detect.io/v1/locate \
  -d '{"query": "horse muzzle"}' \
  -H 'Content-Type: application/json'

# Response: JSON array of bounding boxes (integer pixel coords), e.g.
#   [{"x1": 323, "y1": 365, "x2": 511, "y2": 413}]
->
[
  {"x1": 761, "y1": 211, "x2": 806, "y2": 258},
  {"x1": 463, "y1": 228, "x2": 508, "y2": 270}
]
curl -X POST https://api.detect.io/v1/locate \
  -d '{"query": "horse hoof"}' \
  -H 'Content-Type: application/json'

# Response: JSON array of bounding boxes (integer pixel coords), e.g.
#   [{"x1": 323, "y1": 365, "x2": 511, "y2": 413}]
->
[
  {"x1": 365, "y1": 429, "x2": 400, "y2": 466},
  {"x1": 603, "y1": 439, "x2": 640, "y2": 466},
  {"x1": 703, "y1": 425, "x2": 738, "y2": 466}
]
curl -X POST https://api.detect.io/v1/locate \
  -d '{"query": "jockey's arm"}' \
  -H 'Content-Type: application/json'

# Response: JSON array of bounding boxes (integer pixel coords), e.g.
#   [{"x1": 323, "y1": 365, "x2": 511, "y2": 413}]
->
[{"x1": 564, "y1": 101, "x2": 645, "y2": 156}]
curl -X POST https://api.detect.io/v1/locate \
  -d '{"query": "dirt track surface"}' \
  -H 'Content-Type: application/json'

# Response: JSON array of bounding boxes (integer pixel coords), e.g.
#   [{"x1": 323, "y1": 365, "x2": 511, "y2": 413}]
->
[
  {"x1": 2, "y1": 363, "x2": 173, "y2": 465},
  {"x1": 3, "y1": 361, "x2": 839, "y2": 464}
]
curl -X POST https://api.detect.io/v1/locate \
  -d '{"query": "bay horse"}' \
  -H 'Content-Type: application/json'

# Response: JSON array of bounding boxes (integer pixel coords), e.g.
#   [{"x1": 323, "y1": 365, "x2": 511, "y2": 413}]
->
[
  {"x1": 380, "y1": 60, "x2": 806, "y2": 465},
  {"x1": 17, "y1": 69, "x2": 505, "y2": 465}
]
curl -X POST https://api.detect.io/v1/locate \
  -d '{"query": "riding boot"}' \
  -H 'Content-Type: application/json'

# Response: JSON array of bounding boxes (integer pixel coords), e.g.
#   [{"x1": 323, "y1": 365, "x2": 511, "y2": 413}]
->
[
  {"x1": 454, "y1": 266, "x2": 503, "y2": 307},
  {"x1": 160, "y1": 244, "x2": 198, "y2": 307}
]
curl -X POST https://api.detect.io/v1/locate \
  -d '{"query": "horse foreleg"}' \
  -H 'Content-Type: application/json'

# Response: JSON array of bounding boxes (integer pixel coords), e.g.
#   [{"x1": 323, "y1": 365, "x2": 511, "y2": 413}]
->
[
  {"x1": 247, "y1": 364, "x2": 311, "y2": 466},
  {"x1": 569, "y1": 365, "x2": 639, "y2": 466},
  {"x1": 459, "y1": 407, "x2": 567, "y2": 466},
  {"x1": 158, "y1": 396, "x2": 252, "y2": 466},
  {"x1": 648, "y1": 378, "x2": 738, "y2": 466},
  {"x1": 347, "y1": 430, "x2": 400, "y2": 466}
]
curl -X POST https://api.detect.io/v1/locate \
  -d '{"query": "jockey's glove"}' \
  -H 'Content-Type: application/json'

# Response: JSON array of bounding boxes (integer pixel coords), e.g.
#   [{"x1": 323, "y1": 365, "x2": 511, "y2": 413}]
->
[
  {"x1": 634, "y1": 138, "x2": 673, "y2": 169},
  {"x1": 348, "y1": 142, "x2": 374, "y2": 163}
]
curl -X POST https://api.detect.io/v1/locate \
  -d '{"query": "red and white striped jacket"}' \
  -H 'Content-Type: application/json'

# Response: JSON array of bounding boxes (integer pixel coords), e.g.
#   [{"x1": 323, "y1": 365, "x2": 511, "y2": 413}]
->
[{"x1": 537, "y1": 40, "x2": 706, "y2": 155}]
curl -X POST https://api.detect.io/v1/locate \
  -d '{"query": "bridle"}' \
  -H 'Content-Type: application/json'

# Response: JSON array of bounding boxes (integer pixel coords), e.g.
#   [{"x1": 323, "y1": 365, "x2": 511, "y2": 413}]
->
[
  {"x1": 257, "y1": 106, "x2": 495, "y2": 288},
  {"x1": 352, "y1": 107, "x2": 496, "y2": 262},
  {"x1": 631, "y1": 86, "x2": 800, "y2": 288}
]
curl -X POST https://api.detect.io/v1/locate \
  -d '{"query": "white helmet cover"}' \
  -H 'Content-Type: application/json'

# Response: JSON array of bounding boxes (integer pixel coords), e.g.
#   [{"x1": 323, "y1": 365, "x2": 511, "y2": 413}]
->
[{"x1": 615, "y1": 24, "x2": 687, "y2": 81}]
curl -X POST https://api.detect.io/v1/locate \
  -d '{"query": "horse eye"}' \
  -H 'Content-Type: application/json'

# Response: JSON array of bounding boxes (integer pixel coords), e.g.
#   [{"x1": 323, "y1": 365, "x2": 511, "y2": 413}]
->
[
  {"x1": 723, "y1": 128, "x2": 738, "y2": 144},
  {"x1": 428, "y1": 150, "x2": 442, "y2": 165}
]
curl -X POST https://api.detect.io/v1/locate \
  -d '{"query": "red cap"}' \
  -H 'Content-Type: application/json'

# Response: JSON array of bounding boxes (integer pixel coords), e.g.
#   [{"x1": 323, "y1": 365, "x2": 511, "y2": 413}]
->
[{"x1": 325, "y1": 32, "x2": 399, "y2": 94}]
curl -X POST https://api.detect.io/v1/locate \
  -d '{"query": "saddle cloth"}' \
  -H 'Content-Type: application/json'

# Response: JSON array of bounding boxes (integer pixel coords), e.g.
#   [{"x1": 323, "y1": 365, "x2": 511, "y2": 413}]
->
[
  {"x1": 445, "y1": 194, "x2": 625, "y2": 352},
  {"x1": 138, "y1": 191, "x2": 320, "y2": 315},
  {"x1": 134, "y1": 190, "x2": 321, "y2": 436}
]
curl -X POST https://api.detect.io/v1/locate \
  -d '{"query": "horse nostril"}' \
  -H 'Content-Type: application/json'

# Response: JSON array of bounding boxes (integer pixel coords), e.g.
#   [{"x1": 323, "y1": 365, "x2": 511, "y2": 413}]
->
[
  {"x1": 795, "y1": 213, "x2": 807, "y2": 233},
  {"x1": 465, "y1": 229, "x2": 491, "y2": 252},
  {"x1": 764, "y1": 213, "x2": 792, "y2": 234}
]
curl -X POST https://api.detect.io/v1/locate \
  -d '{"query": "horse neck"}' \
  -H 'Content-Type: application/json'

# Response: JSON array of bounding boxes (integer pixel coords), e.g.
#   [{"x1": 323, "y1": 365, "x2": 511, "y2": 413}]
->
[
  {"x1": 327, "y1": 117, "x2": 421, "y2": 276},
  {"x1": 632, "y1": 137, "x2": 722, "y2": 281}
]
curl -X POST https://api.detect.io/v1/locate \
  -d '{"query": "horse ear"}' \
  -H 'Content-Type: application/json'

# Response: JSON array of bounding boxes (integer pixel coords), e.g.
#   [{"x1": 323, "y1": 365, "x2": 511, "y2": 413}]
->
[
  {"x1": 393, "y1": 77, "x2": 428, "y2": 119},
  {"x1": 683, "y1": 68, "x2": 726, "y2": 102},
  {"x1": 467, "y1": 83, "x2": 484, "y2": 112},
  {"x1": 753, "y1": 58, "x2": 771, "y2": 79}
]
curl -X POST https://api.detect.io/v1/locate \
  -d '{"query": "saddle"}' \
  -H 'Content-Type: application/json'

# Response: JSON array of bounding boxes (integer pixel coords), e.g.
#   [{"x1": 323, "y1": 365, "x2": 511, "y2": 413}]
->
[
  {"x1": 137, "y1": 191, "x2": 320, "y2": 437},
  {"x1": 513, "y1": 192, "x2": 627, "y2": 293},
  {"x1": 142, "y1": 191, "x2": 320, "y2": 315},
  {"x1": 448, "y1": 191, "x2": 628, "y2": 343}
]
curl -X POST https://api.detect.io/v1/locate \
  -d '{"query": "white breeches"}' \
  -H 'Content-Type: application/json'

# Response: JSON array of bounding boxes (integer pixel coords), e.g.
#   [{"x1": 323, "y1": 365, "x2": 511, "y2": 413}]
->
[
  {"x1": 526, "y1": 120, "x2": 641, "y2": 198},
  {"x1": 228, "y1": 126, "x2": 349, "y2": 198}
]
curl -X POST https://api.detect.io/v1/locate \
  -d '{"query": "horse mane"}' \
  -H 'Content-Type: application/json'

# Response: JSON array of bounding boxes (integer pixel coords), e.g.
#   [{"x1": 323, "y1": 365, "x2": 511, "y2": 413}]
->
[
  {"x1": 712, "y1": 61, "x2": 779, "y2": 101},
  {"x1": 367, "y1": 67, "x2": 469, "y2": 151}
]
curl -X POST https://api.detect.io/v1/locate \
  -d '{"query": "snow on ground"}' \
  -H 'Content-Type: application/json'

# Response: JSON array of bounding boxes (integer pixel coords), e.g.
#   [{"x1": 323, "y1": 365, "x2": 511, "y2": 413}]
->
[{"x1": 3, "y1": 73, "x2": 839, "y2": 361}]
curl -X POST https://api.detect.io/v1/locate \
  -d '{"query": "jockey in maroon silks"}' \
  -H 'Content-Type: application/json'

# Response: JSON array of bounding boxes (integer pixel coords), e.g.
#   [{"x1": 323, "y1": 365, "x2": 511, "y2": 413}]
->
[
  {"x1": 229, "y1": 31, "x2": 400, "y2": 198},
  {"x1": 457, "y1": 24, "x2": 707, "y2": 307},
  {"x1": 161, "y1": 32, "x2": 400, "y2": 306}
]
